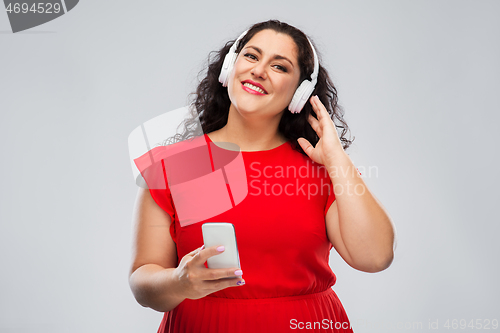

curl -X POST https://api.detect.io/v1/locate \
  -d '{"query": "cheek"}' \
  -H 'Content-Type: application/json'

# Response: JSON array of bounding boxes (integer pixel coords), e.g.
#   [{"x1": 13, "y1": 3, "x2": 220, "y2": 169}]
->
[
  {"x1": 228, "y1": 59, "x2": 245, "y2": 93},
  {"x1": 227, "y1": 64, "x2": 242, "y2": 95},
  {"x1": 232, "y1": 57, "x2": 247, "y2": 75},
  {"x1": 281, "y1": 80, "x2": 299, "y2": 99},
  {"x1": 228, "y1": 70, "x2": 236, "y2": 90}
]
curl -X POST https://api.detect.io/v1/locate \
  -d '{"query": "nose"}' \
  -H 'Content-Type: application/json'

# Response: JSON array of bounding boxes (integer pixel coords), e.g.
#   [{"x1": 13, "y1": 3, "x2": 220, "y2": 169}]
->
[{"x1": 251, "y1": 61, "x2": 267, "y2": 80}]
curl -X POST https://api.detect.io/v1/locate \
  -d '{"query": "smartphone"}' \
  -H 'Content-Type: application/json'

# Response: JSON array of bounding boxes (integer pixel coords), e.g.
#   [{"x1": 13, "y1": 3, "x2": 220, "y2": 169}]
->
[{"x1": 201, "y1": 223, "x2": 240, "y2": 274}]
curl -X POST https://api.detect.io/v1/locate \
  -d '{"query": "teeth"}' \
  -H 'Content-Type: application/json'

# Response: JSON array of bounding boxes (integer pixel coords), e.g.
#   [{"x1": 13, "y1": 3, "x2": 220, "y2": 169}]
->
[{"x1": 243, "y1": 82, "x2": 266, "y2": 94}]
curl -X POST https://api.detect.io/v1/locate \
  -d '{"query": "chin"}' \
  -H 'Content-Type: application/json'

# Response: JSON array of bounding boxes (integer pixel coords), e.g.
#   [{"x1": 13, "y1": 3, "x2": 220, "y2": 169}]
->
[
  {"x1": 234, "y1": 105, "x2": 261, "y2": 116},
  {"x1": 231, "y1": 99, "x2": 261, "y2": 114}
]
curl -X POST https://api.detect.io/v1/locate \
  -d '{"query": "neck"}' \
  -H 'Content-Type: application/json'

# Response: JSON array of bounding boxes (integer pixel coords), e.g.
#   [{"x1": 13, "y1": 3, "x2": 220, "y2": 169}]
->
[{"x1": 216, "y1": 104, "x2": 287, "y2": 151}]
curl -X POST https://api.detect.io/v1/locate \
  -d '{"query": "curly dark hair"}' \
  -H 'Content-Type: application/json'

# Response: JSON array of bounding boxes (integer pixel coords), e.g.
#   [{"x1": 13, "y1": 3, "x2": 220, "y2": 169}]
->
[{"x1": 161, "y1": 19, "x2": 354, "y2": 156}]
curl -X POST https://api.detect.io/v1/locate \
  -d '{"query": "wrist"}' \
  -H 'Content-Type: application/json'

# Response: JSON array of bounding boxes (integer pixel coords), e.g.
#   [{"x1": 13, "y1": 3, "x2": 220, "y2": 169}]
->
[
  {"x1": 324, "y1": 149, "x2": 350, "y2": 174},
  {"x1": 168, "y1": 267, "x2": 187, "y2": 301}
]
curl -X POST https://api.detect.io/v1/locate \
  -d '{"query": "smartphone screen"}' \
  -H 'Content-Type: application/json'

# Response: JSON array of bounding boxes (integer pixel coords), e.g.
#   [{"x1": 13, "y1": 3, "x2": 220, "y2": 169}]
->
[{"x1": 202, "y1": 223, "x2": 240, "y2": 272}]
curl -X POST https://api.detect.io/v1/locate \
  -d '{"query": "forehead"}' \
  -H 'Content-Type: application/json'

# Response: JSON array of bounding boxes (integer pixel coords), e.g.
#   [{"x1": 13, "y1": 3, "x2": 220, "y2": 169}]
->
[{"x1": 244, "y1": 29, "x2": 299, "y2": 64}]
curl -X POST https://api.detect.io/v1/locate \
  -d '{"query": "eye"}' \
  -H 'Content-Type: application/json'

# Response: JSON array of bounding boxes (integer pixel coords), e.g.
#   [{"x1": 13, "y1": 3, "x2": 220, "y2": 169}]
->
[
  {"x1": 244, "y1": 53, "x2": 258, "y2": 60},
  {"x1": 243, "y1": 52, "x2": 288, "y2": 72},
  {"x1": 273, "y1": 64, "x2": 288, "y2": 72}
]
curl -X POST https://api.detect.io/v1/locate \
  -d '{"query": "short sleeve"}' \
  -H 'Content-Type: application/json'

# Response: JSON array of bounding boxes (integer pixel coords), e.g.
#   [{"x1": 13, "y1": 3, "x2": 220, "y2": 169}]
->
[
  {"x1": 323, "y1": 167, "x2": 362, "y2": 216},
  {"x1": 135, "y1": 147, "x2": 178, "y2": 243},
  {"x1": 149, "y1": 187, "x2": 177, "y2": 244},
  {"x1": 324, "y1": 177, "x2": 336, "y2": 216}
]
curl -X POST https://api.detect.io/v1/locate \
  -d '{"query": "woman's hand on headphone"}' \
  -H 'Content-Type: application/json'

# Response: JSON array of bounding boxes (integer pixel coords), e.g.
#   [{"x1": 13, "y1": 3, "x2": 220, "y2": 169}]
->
[
  {"x1": 297, "y1": 95, "x2": 345, "y2": 168},
  {"x1": 172, "y1": 245, "x2": 245, "y2": 300}
]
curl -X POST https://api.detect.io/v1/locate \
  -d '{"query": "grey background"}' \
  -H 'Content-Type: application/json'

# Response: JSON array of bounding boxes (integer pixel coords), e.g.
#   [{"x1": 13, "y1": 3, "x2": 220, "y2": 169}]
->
[{"x1": 1, "y1": 0, "x2": 499, "y2": 332}]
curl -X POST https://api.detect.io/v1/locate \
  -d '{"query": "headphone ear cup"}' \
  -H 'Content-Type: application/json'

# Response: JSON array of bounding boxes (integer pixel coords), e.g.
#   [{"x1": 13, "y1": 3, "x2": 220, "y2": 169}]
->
[
  {"x1": 219, "y1": 29, "x2": 250, "y2": 87},
  {"x1": 289, "y1": 80, "x2": 315, "y2": 113},
  {"x1": 219, "y1": 52, "x2": 237, "y2": 87}
]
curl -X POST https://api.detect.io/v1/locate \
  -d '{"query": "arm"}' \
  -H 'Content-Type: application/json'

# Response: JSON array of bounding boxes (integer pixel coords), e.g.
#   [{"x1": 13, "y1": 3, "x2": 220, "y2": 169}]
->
[
  {"x1": 298, "y1": 95, "x2": 396, "y2": 273},
  {"x1": 129, "y1": 187, "x2": 185, "y2": 312},
  {"x1": 324, "y1": 156, "x2": 396, "y2": 273},
  {"x1": 129, "y1": 187, "x2": 245, "y2": 312}
]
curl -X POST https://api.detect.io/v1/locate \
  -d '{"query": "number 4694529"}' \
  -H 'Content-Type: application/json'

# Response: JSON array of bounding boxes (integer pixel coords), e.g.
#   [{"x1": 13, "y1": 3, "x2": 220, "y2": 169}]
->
[
  {"x1": 443, "y1": 319, "x2": 498, "y2": 330},
  {"x1": 5, "y1": 3, "x2": 62, "y2": 14}
]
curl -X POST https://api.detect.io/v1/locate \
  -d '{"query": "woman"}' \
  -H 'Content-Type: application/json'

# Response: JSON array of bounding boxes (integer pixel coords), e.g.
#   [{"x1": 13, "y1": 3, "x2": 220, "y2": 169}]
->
[{"x1": 129, "y1": 20, "x2": 396, "y2": 332}]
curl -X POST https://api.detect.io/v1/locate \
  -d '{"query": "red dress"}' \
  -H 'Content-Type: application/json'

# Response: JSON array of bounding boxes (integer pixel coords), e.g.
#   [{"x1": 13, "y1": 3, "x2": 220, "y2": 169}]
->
[{"x1": 144, "y1": 134, "x2": 354, "y2": 333}]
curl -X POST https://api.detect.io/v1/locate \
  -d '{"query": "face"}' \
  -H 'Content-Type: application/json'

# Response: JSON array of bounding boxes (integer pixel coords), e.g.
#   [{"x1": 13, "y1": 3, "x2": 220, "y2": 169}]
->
[{"x1": 227, "y1": 29, "x2": 302, "y2": 118}]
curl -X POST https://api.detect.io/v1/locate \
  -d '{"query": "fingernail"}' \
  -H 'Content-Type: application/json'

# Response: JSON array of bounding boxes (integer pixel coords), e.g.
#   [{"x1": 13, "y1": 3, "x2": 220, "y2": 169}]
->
[
  {"x1": 200, "y1": 245, "x2": 205, "y2": 251},
  {"x1": 234, "y1": 269, "x2": 243, "y2": 276},
  {"x1": 237, "y1": 280, "x2": 245, "y2": 286},
  {"x1": 217, "y1": 245, "x2": 225, "y2": 252}
]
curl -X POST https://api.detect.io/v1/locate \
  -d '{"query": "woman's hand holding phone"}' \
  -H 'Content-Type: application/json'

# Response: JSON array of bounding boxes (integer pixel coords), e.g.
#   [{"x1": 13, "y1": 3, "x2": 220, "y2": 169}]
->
[{"x1": 173, "y1": 245, "x2": 245, "y2": 300}]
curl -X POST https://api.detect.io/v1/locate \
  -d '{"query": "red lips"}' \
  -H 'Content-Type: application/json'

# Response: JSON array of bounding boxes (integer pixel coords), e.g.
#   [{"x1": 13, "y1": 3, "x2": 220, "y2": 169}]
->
[{"x1": 241, "y1": 80, "x2": 268, "y2": 94}]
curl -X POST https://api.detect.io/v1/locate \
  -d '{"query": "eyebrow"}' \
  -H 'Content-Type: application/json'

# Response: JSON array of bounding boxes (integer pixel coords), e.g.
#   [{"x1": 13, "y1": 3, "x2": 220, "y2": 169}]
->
[{"x1": 244, "y1": 45, "x2": 295, "y2": 68}]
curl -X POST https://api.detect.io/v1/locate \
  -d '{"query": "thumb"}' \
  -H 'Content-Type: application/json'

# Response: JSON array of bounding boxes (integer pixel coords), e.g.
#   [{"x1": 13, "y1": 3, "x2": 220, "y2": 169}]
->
[
  {"x1": 297, "y1": 137, "x2": 314, "y2": 157},
  {"x1": 187, "y1": 245, "x2": 204, "y2": 257}
]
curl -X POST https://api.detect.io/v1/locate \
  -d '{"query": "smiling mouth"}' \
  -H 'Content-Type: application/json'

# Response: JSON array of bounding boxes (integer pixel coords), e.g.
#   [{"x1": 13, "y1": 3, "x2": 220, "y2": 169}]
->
[{"x1": 241, "y1": 82, "x2": 267, "y2": 95}]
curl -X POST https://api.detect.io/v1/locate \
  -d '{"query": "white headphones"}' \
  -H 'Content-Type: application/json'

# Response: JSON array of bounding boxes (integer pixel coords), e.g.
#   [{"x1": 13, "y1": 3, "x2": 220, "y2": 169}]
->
[{"x1": 218, "y1": 29, "x2": 319, "y2": 114}]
